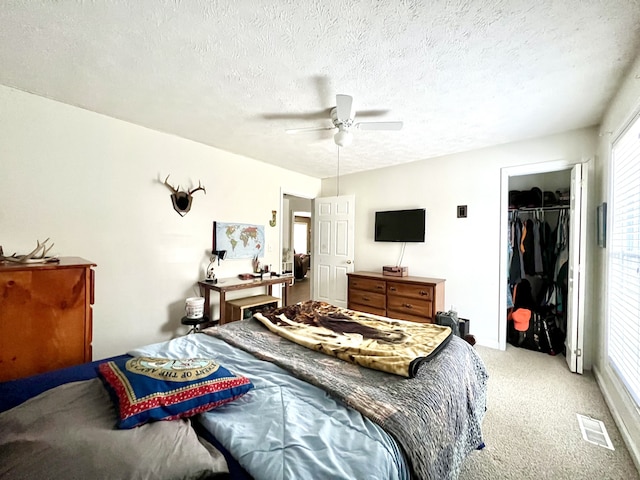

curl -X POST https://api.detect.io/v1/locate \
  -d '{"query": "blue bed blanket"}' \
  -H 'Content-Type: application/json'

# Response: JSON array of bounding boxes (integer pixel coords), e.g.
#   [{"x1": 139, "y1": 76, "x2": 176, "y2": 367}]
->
[
  {"x1": 205, "y1": 318, "x2": 488, "y2": 480},
  {"x1": 130, "y1": 332, "x2": 409, "y2": 480}
]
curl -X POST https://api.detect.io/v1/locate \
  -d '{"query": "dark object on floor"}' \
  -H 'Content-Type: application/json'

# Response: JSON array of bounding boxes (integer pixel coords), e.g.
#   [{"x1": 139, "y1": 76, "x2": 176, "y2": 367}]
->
[
  {"x1": 464, "y1": 335, "x2": 476, "y2": 346},
  {"x1": 294, "y1": 253, "x2": 310, "y2": 280},
  {"x1": 458, "y1": 318, "x2": 470, "y2": 338},
  {"x1": 436, "y1": 310, "x2": 461, "y2": 337}
]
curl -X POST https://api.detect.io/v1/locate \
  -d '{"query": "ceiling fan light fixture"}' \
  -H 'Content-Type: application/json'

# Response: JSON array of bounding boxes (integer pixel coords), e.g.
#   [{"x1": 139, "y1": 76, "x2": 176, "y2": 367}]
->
[{"x1": 334, "y1": 129, "x2": 353, "y2": 147}]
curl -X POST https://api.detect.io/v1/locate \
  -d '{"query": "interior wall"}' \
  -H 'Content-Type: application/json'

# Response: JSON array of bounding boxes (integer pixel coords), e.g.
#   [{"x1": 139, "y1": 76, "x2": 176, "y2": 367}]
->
[
  {"x1": 0, "y1": 85, "x2": 321, "y2": 359},
  {"x1": 321, "y1": 127, "x2": 598, "y2": 349},
  {"x1": 594, "y1": 53, "x2": 640, "y2": 469},
  {"x1": 509, "y1": 170, "x2": 572, "y2": 193}
]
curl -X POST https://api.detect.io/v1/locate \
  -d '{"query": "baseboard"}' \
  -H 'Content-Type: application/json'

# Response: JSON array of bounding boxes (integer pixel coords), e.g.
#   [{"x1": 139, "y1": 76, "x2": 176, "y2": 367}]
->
[
  {"x1": 594, "y1": 364, "x2": 640, "y2": 474},
  {"x1": 474, "y1": 338, "x2": 502, "y2": 350}
]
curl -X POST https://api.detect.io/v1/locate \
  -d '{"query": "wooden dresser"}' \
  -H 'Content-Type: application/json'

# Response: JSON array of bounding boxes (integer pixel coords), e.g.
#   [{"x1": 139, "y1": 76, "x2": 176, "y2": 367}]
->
[
  {"x1": 0, "y1": 257, "x2": 96, "y2": 382},
  {"x1": 347, "y1": 271, "x2": 445, "y2": 323}
]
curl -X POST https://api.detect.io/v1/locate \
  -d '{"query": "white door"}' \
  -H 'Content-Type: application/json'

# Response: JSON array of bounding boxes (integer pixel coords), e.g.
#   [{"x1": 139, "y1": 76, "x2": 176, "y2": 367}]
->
[
  {"x1": 566, "y1": 163, "x2": 587, "y2": 373},
  {"x1": 312, "y1": 195, "x2": 355, "y2": 307}
]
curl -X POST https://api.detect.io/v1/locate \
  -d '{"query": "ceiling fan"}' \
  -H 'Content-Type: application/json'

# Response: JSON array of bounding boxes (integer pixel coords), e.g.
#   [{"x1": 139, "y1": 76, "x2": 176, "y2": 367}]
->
[{"x1": 286, "y1": 94, "x2": 403, "y2": 147}]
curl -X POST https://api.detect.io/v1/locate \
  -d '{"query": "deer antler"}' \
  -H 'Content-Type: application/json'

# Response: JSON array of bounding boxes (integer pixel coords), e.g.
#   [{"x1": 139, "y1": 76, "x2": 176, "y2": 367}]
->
[
  {"x1": 5, "y1": 238, "x2": 55, "y2": 263},
  {"x1": 40, "y1": 239, "x2": 54, "y2": 258},
  {"x1": 189, "y1": 181, "x2": 206, "y2": 196},
  {"x1": 164, "y1": 175, "x2": 179, "y2": 194}
]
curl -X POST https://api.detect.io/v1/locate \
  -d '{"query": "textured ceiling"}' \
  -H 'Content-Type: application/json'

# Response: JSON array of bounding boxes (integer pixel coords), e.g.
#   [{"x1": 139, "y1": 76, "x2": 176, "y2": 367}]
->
[{"x1": 1, "y1": 1, "x2": 639, "y2": 178}]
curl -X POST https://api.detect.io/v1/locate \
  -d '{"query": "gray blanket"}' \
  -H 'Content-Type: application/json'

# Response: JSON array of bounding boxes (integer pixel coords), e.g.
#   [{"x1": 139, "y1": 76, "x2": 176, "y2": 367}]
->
[{"x1": 205, "y1": 318, "x2": 488, "y2": 480}]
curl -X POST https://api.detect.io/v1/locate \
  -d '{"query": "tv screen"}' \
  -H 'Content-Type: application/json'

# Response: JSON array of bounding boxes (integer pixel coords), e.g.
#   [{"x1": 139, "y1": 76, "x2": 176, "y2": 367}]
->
[{"x1": 374, "y1": 208, "x2": 426, "y2": 242}]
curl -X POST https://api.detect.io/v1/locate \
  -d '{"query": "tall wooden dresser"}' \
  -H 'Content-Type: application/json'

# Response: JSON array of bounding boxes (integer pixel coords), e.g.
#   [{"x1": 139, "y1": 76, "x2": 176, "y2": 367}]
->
[
  {"x1": 347, "y1": 271, "x2": 445, "y2": 323},
  {"x1": 0, "y1": 257, "x2": 96, "y2": 382}
]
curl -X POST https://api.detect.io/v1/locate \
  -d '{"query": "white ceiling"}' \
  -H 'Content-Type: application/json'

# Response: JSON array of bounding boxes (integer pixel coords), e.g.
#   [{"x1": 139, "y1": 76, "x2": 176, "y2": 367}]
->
[{"x1": 1, "y1": 1, "x2": 639, "y2": 178}]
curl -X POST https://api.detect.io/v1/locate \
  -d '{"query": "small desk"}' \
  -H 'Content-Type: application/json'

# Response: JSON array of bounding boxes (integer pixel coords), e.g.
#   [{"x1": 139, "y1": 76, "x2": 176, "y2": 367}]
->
[{"x1": 198, "y1": 275, "x2": 293, "y2": 324}]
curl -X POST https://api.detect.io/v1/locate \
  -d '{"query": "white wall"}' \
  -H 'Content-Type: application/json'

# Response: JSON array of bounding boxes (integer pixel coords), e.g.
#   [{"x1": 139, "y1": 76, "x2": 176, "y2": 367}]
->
[
  {"x1": 321, "y1": 127, "x2": 598, "y2": 349},
  {"x1": 0, "y1": 85, "x2": 321, "y2": 359},
  {"x1": 594, "y1": 52, "x2": 640, "y2": 469}
]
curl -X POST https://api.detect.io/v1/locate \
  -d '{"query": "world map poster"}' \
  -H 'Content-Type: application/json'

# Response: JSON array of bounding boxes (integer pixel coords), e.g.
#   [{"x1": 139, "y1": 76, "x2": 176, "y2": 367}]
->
[{"x1": 214, "y1": 222, "x2": 265, "y2": 259}]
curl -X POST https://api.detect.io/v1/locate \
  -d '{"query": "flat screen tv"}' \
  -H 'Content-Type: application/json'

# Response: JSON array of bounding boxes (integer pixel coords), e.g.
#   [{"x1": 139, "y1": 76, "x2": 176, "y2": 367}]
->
[{"x1": 374, "y1": 208, "x2": 426, "y2": 242}]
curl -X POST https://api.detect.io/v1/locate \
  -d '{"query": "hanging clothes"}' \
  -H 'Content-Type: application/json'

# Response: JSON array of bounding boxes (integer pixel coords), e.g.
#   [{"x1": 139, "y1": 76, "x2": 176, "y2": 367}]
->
[
  {"x1": 522, "y1": 218, "x2": 536, "y2": 275},
  {"x1": 508, "y1": 215, "x2": 523, "y2": 287},
  {"x1": 533, "y1": 214, "x2": 544, "y2": 274},
  {"x1": 554, "y1": 210, "x2": 570, "y2": 281},
  {"x1": 508, "y1": 206, "x2": 570, "y2": 309}
]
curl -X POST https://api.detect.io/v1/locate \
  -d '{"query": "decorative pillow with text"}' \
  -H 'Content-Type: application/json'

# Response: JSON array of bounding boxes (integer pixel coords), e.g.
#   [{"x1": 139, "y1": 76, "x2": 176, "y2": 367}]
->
[{"x1": 98, "y1": 356, "x2": 253, "y2": 429}]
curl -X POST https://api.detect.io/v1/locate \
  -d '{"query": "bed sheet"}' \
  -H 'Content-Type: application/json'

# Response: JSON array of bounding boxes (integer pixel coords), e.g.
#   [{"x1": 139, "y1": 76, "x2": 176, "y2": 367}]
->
[
  {"x1": 0, "y1": 355, "x2": 128, "y2": 413},
  {"x1": 130, "y1": 333, "x2": 409, "y2": 480}
]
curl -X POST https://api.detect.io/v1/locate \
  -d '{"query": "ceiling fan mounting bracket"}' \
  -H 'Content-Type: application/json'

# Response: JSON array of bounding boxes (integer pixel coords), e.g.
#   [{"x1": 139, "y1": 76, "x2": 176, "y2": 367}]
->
[{"x1": 330, "y1": 107, "x2": 352, "y2": 130}]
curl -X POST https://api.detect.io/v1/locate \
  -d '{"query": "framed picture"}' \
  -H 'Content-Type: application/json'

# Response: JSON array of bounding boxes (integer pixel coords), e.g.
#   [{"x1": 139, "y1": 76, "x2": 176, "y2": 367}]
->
[
  {"x1": 597, "y1": 202, "x2": 607, "y2": 248},
  {"x1": 213, "y1": 221, "x2": 265, "y2": 259}
]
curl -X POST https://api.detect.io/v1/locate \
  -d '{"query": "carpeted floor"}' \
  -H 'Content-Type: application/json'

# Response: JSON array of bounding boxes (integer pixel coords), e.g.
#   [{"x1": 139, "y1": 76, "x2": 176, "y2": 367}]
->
[{"x1": 459, "y1": 344, "x2": 639, "y2": 479}]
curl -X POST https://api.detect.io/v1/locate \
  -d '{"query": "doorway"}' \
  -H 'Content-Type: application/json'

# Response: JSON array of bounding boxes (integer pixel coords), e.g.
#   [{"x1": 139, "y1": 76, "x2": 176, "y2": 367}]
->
[
  {"x1": 499, "y1": 159, "x2": 589, "y2": 373},
  {"x1": 281, "y1": 192, "x2": 313, "y2": 304}
]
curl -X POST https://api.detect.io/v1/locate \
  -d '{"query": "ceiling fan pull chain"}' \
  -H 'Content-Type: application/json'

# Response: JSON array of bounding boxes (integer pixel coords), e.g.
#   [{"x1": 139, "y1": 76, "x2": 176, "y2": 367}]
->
[{"x1": 337, "y1": 146, "x2": 340, "y2": 197}]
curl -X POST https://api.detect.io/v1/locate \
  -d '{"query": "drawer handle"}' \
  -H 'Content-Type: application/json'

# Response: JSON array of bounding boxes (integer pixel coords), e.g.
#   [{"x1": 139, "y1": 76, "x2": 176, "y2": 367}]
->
[
  {"x1": 363, "y1": 296, "x2": 370, "y2": 301},
  {"x1": 419, "y1": 290, "x2": 428, "y2": 296},
  {"x1": 403, "y1": 303, "x2": 413, "y2": 309},
  {"x1": 376, "y1": 285, "x2": 384, "y2": 290},
  {"x1": 389, "y1": 287, "x2": 397, "y2": 292}
]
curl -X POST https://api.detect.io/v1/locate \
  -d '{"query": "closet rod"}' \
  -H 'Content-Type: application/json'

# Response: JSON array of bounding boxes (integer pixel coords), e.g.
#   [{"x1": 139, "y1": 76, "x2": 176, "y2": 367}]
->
[{"x1": 509, "y1": 205, "x2": 570, "y2": 212}]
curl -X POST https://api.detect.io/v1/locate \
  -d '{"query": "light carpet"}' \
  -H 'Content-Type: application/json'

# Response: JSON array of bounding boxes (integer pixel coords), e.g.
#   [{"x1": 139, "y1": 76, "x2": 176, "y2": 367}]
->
[{"x1": 459, "y1": 344, "x2": 639, "y2": 479}]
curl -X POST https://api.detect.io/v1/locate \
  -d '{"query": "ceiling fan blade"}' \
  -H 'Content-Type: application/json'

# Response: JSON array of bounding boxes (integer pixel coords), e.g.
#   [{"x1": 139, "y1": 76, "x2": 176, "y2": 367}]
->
[
  {"x1": 262, "y1": 108, "x2": 332, "y2": 121},
  {"x1": 355, "y1": 121, "x2": 403, "y2": 131},
  {"x1": 354, "y1": 109, "x2": 389, "y2": 118},
  {"x1": 286, "y1": 126, "x2": 335, "y2": 134},
  {"x1": 335, "y1": 94, "x2": 354, "y2": 121}
]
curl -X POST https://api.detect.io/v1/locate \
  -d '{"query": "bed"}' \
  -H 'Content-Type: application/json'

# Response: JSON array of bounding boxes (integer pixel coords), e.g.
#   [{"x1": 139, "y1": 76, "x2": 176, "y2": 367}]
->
[{"x1": 0, "y1": 300, "x2": 488, "y2": 480}]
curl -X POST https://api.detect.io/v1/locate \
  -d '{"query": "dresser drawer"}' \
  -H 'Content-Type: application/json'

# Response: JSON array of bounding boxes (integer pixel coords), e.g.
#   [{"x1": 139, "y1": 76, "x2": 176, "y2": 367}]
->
[
  {"x1": 387, "y1": 282, "x2": 434, "y2": 301},
  {"x1": 348, "y1": 289, "x2": 386, "y2": 309},
  {"x1": 349, "y1": 277, "x2": 386, "y2": 294},
  {"x1": 349, "y1": 302, "x2": 386, "y2": 317},
  {"x1": 387, "y1": 309, "x2": 434, "y2": 323},
  {"x1": 387, "y1": 295, "x2": 432, "y2": 319}
]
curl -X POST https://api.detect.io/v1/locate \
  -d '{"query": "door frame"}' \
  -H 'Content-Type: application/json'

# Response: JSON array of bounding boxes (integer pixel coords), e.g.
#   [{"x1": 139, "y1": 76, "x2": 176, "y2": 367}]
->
[
  {"x1": 280, "y1": 188, "x2": 315, "y2": 297},
  {"x1": 498, "y1": 158, "x2": 589, "y2": 352}
]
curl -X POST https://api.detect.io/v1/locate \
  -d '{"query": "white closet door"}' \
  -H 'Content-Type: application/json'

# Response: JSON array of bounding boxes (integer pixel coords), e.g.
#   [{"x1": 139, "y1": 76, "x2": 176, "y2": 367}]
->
[{"x1": 566, "y1": 163, "x2": 588, "y2": 373}]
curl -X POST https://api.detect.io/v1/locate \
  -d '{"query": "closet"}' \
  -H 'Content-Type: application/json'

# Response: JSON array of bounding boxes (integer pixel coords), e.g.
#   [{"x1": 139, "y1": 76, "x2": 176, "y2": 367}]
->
[{"x1": 507, "y1": 170, "x2": 571, "y2": 358}]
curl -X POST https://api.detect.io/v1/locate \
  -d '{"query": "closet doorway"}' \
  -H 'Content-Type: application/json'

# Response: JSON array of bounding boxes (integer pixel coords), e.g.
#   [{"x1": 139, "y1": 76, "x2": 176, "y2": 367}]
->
[{"x1": 499, "y1": 160, "x2": 589, "y2": 373}]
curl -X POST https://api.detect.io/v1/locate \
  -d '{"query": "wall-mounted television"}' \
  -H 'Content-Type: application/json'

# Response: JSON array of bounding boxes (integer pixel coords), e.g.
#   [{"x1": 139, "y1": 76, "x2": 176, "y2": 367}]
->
[{"x1": 374, "y1": 208, "x2": 426, "y2": 242}]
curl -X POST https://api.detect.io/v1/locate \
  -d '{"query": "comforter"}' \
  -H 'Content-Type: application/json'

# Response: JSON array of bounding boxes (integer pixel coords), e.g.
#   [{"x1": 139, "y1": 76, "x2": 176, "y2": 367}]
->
[
  {"x1": 130, "y1": 332, "x2": 409, "y2": 480},
  {"x1": 206, "y1": 317, "x2": 488, "y2": 480}
]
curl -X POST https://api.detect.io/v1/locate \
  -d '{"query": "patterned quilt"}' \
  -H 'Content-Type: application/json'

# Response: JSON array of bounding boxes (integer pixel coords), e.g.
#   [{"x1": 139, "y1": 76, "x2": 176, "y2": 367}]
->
[
  {"x1": 254, "y1": 301, "x2": 452, "y2": 377},
  {"x1": 204, "y1": 315, "x2": 488, "y2": 480}
]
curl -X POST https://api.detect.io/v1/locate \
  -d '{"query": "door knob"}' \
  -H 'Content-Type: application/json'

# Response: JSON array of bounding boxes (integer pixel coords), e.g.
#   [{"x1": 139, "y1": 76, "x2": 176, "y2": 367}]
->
[{"x1": 346, "y1": 260, "x2": 352, "y2": 264}]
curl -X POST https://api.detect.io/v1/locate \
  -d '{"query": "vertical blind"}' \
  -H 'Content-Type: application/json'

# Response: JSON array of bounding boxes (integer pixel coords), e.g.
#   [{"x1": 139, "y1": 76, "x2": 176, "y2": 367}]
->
[{"x1": 608, "y1": 113, "x2": 640, "y2": 407}]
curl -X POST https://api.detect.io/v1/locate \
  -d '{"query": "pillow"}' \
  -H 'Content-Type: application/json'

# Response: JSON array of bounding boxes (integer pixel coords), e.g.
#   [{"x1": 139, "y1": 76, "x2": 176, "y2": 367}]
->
[
  {"x1": 0, "y1": 378, "x2": 230, "y2": 480},
  {"x1": 98, "y1": 356, "x2": 253, "y2": 429}
]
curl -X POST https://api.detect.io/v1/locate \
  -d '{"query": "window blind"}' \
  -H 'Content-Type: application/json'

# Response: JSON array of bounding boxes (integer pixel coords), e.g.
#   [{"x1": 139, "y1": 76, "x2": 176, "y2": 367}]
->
[{"x1": 608, "y1": 113, "x2": 640, "y2": 407}]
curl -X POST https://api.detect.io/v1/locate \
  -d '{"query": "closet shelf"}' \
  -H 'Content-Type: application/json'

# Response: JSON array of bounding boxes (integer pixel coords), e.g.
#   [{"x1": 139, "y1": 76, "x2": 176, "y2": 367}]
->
[{"x1": 509, "y1": 205, "x2": 569, "y2": 212}]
